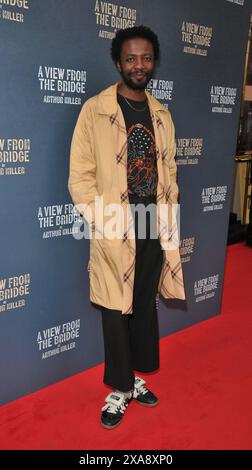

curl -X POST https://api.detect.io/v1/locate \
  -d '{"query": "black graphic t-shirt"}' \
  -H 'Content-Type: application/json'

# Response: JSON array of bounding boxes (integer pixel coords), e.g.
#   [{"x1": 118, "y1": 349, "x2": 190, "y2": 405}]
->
[{"x1": 117, "y1": 93, "x2": 158, "y2": 200}]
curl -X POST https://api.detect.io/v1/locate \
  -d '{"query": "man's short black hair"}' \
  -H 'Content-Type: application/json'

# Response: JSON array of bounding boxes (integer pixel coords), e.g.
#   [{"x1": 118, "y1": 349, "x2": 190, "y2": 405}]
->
[{"x1": 111, "y1": 25, "x2": 160, "y2": 65}]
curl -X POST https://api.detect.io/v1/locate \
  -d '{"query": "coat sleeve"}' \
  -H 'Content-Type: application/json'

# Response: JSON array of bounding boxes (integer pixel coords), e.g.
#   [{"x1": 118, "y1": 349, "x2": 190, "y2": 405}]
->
[
  {"x1": 168, "y1": 114, "x2": 180, "y2": 204},
  {"x1": 68, "y1": 100, "x2": 98, "y2": 229}
]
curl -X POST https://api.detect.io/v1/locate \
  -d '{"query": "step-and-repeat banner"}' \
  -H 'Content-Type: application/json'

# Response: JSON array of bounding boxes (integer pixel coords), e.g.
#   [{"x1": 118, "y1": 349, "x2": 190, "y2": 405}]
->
[{"x1": 0, "y1": 0, "x2": 251, "y2": 405}]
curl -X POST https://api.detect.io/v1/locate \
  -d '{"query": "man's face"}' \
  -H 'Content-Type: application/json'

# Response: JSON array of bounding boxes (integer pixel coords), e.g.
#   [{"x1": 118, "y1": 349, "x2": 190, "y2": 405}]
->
[{"x1": 116, "y1": 37, "x2": 155, "y2": 91}]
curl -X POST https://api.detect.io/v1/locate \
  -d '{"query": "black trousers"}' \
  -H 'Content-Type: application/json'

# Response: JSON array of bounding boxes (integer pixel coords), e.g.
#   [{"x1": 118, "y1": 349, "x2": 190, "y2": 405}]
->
[{"x1": 100, "y1": 196, "x2": 163, "y2": 392}]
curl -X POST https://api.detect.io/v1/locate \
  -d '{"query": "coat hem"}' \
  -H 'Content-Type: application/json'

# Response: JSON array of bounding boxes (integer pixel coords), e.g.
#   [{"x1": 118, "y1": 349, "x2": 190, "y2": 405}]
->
[{"x1": 90, "y1": 296, "x2": 133, "y2": 314}]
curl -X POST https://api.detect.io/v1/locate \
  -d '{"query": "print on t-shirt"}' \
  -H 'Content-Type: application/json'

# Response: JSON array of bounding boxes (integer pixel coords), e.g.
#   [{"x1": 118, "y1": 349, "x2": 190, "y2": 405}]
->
[{"x1": 127, "y1": 123, "x2": 157, "y2": 197}]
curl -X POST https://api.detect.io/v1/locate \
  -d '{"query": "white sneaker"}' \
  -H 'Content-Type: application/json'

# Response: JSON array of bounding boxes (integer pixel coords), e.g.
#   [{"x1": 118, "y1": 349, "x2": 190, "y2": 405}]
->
[
  {"x1": 101, "y1": 391, "x2": 133, "y2": 429},
  {"x1": 133, "y1": 377, "x2": 159, "y2": 406}
]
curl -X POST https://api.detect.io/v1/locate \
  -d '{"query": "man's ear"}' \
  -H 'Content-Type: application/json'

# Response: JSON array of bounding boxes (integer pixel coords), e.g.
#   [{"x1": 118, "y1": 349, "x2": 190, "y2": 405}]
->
[{"x1": 116, "y1": 61, "x2": 121, "y2": 72}]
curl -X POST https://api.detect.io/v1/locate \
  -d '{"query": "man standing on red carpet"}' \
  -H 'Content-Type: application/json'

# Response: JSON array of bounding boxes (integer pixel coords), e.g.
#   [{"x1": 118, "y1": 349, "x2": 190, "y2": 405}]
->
[{"x1": 68, "y1": 25, "x2": 185, "y2": 429}]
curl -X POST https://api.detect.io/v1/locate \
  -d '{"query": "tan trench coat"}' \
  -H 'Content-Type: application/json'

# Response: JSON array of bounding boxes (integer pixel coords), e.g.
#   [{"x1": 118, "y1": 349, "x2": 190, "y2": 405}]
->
[{"x1": 68, "y1": 80, "x2": 186, "y2": 314}]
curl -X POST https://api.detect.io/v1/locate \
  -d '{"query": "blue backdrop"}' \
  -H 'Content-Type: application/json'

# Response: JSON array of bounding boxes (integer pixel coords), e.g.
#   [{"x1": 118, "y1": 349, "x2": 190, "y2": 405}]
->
[{"x1": 0, "y1": 0, "x2": 251, "y2": 405}]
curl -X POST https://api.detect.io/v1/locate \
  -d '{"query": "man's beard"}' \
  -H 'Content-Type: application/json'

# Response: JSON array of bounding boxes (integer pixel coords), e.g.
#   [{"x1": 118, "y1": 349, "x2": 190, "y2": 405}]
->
[{"x1": 119, "y1": 67, "x2": 154, "y2": 91}]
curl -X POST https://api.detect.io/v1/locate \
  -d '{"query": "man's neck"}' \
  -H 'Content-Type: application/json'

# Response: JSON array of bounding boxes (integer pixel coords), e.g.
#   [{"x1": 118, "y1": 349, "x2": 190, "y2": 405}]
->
[{"x1": 117, "y1": 81, "x2": 146, "y2": 101}]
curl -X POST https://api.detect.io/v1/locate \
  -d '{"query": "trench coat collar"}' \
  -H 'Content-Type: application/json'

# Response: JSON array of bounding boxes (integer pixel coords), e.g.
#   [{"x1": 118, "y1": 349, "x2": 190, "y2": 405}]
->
[{"x1": 97, "y1": 79, "x2": 168, "y2": 116}]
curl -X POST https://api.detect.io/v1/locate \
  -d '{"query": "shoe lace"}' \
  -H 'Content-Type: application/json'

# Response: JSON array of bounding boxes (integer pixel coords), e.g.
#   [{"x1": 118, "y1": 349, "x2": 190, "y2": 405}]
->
[
  {"x1": 134, "y1": 383, "x2": 149, "y2": 397},
  {"x1": 107, "y1": 401, "x2": 127, "y2": 415},
  {"x1": 102, "y1": 392, "x2": 131, "y2": 415}
]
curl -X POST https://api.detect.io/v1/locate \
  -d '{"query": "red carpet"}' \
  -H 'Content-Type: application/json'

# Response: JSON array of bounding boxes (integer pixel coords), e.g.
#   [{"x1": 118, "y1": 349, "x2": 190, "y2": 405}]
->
[{"x1": 0, "y1": 242, "x2": 251, "y2": 450}]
